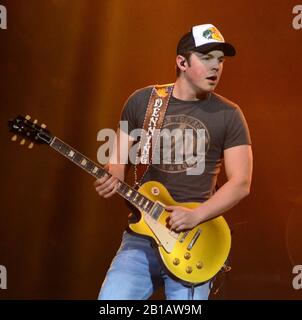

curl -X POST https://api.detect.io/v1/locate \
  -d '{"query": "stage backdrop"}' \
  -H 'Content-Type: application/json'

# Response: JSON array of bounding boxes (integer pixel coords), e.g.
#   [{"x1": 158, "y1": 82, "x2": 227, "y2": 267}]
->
[{"x1": 0, "y1": 0, "x2": 301, "y2": 299}]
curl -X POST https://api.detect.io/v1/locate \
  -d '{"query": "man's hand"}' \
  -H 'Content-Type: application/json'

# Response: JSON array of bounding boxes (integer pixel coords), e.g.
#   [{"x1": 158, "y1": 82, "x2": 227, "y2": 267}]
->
[
  {"x1": 166, "y1": 205, "x2": 200, "y2": 232},
  {"x1": 94, "y1": 174, "x2": 120, "y2": 199}
]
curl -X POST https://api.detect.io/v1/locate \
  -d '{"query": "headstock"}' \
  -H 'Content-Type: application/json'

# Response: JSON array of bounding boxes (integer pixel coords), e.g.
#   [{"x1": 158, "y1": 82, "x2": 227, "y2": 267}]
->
[{"x1": 8, "y1": 115, "x2": 53, "y2": 148}]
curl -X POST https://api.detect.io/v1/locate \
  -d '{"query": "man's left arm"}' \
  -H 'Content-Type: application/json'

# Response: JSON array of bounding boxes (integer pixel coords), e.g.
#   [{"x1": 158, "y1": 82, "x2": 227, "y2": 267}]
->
[{"x1": 168, "y1": 145, "x2": 253, "y2": 231}]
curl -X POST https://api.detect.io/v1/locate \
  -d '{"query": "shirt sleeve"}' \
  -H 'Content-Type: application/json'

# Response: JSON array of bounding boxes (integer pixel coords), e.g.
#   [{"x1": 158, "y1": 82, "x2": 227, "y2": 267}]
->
[
  {"x1": 223, "y1": 106, "x2": 252, "y2": 150},
  {"x1": 120, "y1": 90, "x2": 139, "y2": 135}
]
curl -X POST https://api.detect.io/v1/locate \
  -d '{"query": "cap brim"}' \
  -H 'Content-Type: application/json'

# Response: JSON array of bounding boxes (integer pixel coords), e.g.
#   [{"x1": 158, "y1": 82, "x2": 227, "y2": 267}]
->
[{"x1": 194, "y1": 42, "x2": 236, "y2": 56}]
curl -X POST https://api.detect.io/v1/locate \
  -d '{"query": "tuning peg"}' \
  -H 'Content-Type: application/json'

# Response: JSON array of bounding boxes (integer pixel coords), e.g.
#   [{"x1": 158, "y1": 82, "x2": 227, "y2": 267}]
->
[
  {"x1": 28, "y1": 142, "x2": 34, "y2": 149},
  {"x1": 11, "y1": 135, "x2": 17, "y2": 142},
  {"x1": 33, "y1": 119, "x2": 38, "y2": 124},
  {"x1": 41, "y1": 123, "x2": 47, "y2": 129},
  {"x1": 25, "y1": 115, "x2": 31, "y2": 120},
  {"x1": 20, "y1": 139, "x2": 26, "y2": 145}
]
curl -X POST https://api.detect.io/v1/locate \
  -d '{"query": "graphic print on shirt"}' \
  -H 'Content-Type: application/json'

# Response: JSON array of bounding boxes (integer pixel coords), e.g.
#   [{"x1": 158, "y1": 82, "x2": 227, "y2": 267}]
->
[{"x1": 152, "y1": 114, "x2": 210, "y2": 173}]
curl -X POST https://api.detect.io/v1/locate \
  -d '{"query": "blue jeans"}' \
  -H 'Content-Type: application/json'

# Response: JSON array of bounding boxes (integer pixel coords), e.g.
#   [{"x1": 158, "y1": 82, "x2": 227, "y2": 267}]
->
[{"x1": 98, "y1": 230, "x2": 211, "y2": 300}]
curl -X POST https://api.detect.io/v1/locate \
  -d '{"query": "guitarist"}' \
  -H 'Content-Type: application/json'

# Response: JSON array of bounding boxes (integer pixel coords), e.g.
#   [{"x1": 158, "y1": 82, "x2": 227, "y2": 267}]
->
[{"x1": 94, "y1": 24, "x2": 253, "y2": 300}]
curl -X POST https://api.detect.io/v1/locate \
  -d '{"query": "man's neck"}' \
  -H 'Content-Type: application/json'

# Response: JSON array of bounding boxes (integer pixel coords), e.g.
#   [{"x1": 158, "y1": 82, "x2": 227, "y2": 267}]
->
[{"x1": 173, "y1": 77, "x2": 209, "y2": 101}]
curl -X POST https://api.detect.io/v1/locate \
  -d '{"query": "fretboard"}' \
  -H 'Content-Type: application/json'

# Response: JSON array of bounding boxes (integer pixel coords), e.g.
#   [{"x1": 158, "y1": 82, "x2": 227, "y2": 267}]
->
[{"x1": 50, "y1": 137, "x2": 154, "y2": 212}]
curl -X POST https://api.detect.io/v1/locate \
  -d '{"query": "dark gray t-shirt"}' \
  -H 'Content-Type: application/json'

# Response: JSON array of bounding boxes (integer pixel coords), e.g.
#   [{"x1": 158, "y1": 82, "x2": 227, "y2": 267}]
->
[{"x1": 120, "y1": 86, "x2": 251, "y2": 203}]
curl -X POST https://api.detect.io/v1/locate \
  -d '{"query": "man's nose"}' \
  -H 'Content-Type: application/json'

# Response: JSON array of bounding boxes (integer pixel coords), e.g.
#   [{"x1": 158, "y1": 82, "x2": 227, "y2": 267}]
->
[{"x1": 211, "y1": 60, "x2": 220, "y2": 70}]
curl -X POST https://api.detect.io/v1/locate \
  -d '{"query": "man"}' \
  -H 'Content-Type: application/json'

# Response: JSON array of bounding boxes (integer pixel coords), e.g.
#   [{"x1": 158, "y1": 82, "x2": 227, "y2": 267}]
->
[{"x1": 94, "y1": 24, "x2": 253, "y2": 300}]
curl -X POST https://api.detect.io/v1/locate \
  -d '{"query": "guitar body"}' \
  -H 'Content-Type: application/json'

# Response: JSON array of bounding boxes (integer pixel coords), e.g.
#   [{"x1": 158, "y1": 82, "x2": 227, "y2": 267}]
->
[{"x1": 129, "y1": 181, "x2": 231, "y2": 284}]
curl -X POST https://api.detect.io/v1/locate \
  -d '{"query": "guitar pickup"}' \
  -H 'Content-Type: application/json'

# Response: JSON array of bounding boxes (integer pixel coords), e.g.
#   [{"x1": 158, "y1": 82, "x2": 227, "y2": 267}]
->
[{"x1": 149, "y1": 202, "x2": 164, "y2": 220}]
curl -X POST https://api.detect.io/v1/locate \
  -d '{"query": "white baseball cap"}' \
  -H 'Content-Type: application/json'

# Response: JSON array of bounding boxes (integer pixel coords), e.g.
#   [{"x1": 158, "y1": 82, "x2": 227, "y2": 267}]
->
[{"x1": 177, "y1": 24, "x2": 236, "y2": 56}]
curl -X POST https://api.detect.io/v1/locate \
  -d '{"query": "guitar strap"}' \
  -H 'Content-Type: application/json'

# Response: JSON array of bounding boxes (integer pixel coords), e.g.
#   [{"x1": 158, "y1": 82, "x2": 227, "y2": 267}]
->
[{"x1": 133, "y1": 83, "x2": 174, "y2": 188}]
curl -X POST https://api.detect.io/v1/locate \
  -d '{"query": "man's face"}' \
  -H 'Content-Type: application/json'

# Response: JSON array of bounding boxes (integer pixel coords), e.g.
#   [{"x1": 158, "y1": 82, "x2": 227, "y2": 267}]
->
[{"x1": 183, "y1": 50, "x2": 225, "y2": 93}]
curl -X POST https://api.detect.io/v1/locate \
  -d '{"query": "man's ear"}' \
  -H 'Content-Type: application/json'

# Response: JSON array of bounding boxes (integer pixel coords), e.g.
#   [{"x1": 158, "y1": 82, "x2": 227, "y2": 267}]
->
[{"x1": 176, "y1": 55, "x2": 186, "y2": 70}]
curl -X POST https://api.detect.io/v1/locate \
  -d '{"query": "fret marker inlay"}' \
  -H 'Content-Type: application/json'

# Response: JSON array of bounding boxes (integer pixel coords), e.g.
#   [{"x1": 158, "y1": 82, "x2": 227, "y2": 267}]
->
[
  {"x1": 68, "y1": 150, "x2": 75, "y2": 157},
  {"x1": 126, "y1": 189, "x2": 133, "y2": 197},
  {"x1": 81, "y1": 159, "x2": 87, "y2": 166}
]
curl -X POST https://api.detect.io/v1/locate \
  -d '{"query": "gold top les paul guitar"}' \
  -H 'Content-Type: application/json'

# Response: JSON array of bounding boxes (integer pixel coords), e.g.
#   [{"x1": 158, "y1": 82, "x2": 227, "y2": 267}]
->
[{"x1": 8, "y1": 115, "x2": 231, "y2": 285}]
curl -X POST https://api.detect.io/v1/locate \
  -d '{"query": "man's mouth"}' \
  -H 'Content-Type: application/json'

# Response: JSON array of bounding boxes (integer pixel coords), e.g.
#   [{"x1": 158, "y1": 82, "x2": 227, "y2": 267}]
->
[{"x1": 206, "y1": 75, "x2": 218, "y2": 81}]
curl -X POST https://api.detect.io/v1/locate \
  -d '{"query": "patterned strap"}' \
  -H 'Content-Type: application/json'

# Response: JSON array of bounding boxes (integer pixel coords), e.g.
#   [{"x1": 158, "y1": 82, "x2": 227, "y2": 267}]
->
[{"x1": 133, "y1": 83, "x2": 174, "y2": 188}]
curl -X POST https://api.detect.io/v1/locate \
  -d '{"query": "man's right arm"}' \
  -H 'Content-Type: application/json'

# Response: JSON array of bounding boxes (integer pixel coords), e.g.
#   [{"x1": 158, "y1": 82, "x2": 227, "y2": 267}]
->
[{"x1": 94, "y1": 128, "x2": 134, "y2": 198}]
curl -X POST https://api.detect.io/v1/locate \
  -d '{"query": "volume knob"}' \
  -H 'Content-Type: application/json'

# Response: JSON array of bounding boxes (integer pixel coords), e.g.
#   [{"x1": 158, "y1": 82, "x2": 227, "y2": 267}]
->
[
  {"x1": 184, "y1": 252, "x2": 191, "y2": 260},
  {"x1": 173, "y1": 258, "x2": 180, "y2": 265},
  {"x1": 186, "y1": 266, "x2": 193, "y2": 274}
]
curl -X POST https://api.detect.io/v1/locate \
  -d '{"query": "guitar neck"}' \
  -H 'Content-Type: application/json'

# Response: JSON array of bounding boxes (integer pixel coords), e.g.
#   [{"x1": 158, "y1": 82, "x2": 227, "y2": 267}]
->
[{"x1": 50, "y1": 137, "x2": 154, "y2": 212}]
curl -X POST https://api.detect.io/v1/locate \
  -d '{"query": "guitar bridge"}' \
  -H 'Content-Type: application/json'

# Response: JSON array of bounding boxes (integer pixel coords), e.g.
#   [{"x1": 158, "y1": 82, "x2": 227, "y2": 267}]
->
[
  {"x1": 179, "y1": 231, "x2": 190, "y2": 243},
  {"x1": 187, "y1": 228, "x2": 202, "y2": 251}
]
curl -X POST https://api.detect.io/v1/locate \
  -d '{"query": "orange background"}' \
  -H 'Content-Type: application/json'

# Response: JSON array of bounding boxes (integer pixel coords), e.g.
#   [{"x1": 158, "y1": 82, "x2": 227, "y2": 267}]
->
[{"x1": 0, "y1": 0, "x2": 302, "y2": 299}]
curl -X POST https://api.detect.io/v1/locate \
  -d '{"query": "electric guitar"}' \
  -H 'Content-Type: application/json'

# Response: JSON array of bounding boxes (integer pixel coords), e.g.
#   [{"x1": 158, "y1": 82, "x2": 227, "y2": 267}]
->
[{"x1": 8, "y1": 115, "x2": 231, "y2": 284}]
